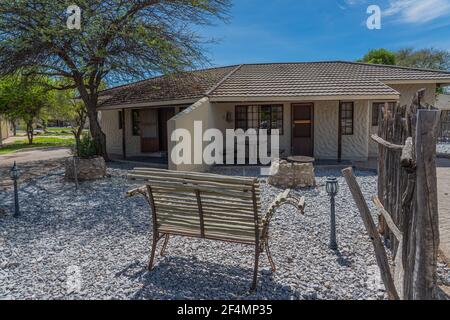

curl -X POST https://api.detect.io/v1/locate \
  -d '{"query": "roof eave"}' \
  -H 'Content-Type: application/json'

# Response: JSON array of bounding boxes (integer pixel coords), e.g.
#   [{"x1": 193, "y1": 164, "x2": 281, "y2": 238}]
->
[
  {"x1": 97, "y1": 97, "x2": 200, "y2": 110},
  {"x1": 382, "y1": 79, "x2": 450, "y2": 85},
  {"x1": 209, "y1": 94, "x2": 400, "y2": 103}
]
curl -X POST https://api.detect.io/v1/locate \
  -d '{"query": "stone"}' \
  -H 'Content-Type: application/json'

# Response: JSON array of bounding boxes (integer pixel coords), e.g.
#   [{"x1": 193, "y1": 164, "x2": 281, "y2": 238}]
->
[
  {"x1": 268, "y1": 158, "x2": 316, "y2": 188},
  {"x1": 65, "y1": 156, "x2": 107, "y2": 181}
]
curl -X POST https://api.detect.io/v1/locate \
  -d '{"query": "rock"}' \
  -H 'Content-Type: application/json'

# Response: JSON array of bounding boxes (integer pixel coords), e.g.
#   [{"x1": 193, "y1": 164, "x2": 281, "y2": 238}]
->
[
  {"x1": 65, "y1": 156, "x2": 107, "y2": 181},
  {"x1": 267, "y1": 158, "x2": 316, "y2": 188}
]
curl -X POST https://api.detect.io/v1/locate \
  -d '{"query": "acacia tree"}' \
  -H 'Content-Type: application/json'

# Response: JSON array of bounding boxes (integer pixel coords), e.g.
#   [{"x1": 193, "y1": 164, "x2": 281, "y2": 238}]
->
[
  {"x1": 0, "y1": 0, "x2": 230, "y2": 160},
  {"x1": 396, "y1": 48, "x2": 450, "y2": 70}
]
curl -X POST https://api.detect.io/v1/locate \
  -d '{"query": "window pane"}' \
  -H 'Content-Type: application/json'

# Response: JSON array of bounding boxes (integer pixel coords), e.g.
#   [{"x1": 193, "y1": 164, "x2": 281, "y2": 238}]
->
[
  {"x1": 235, "y1": 105, "x2": 283, "y2": 134},
  {"x1": 340, "y1": 102, "x2": 353, "y2": 135},
  {"x1": 260, "y1": 105, "x2": 271, "y2": 130},
  {"x1": 372, "y1": 103, "x2": 381, "y2": 126},
  {"x1": 235, "y1": 106, "x2": 248, "y2": 130}
]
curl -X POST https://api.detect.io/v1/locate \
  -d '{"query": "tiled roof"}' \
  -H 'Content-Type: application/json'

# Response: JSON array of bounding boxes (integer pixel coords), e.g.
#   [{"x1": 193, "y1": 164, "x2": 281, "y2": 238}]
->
[
  {"x1": 99, "y1": 61, "x2": 450, "y2": 107},
  {"x1": 209, "y1": 62, "x2": 450, "y2": 97},
  {"x1": 99, "y1": 65, "x2": 238, "y2": 107}
]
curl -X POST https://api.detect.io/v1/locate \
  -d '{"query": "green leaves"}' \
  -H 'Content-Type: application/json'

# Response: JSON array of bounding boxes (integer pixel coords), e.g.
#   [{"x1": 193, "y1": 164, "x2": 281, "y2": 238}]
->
[
  {"x1": 359, "y1": 47, "x2": 450, "y2": 71},
  {"x1": 360, "y1": 48, "x2": 397, "y2": 66}
]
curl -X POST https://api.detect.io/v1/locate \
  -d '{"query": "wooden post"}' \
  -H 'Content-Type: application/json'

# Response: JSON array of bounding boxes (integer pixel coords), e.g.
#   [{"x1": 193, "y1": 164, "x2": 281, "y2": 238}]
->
[
  {"x1": 409, "y1": 109, "x2": 440, "y2": 300},
  {"x1": 342, "y1": 167, "x2": 399, "y2": 300}
]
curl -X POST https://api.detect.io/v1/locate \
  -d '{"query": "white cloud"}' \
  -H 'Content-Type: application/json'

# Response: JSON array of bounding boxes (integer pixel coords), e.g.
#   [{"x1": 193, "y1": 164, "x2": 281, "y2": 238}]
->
[
  {"x1": 384, "y1": 0, "x2": 450, "y2": 23},
  {"x1": 343, "y1": 0, "x2": 450, "y2": 23}
]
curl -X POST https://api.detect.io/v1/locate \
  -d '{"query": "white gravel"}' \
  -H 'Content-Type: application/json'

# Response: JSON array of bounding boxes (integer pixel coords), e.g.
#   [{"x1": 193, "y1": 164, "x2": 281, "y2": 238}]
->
[{"x1": 0, "y1": 165, "x2": 445, "y2": 300}]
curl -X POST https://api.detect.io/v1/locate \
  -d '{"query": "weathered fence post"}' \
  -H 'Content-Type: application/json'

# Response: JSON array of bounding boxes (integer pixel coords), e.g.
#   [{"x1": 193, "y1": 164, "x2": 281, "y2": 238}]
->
[
  {"x1": 342, "y1": 167, "x2": 400, "y2": 300},
  {"x1": 407, "y1": 109, "x2": 440, "y2": 300}
]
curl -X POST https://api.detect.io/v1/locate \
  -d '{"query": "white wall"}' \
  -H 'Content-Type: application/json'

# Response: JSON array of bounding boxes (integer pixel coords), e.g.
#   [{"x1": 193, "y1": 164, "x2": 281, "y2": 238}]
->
[
  {"x1": 437, "y1": 94, "x2": 450, "y2": 110},
  {"x1": 389, "y1": 83, "x2": 437, "y2": 107},
  {"x1": 368, "y1": 83, "x2": 438, "y2": 157},
  {"x1": 212, "y1": 100, "x2": 370, "y2": 161},
  {"x1": 168, "y1": 97, "x2": 216, "y2": 172},
  {"x1": 99, "y1": 109, "x2": 142, "y2": 156},
  {"x1": 100, "y1": 106, "x2": 189, "y2": 157}
]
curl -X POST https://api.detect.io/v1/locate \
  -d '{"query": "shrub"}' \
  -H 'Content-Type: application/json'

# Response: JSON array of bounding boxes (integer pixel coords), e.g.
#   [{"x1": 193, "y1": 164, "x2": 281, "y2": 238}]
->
[{"x1": 75, "y1": 133, "x2": 99, "y2": 159}]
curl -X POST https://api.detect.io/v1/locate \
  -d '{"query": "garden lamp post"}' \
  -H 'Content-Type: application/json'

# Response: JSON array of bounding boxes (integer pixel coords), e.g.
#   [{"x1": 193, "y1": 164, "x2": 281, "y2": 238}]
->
[
  {"x1": 326, "y1": 177, "x2": 339, "y2": 250},
  {"x1": 10, "y1": 161, "x2": 21, "y2": 217}
]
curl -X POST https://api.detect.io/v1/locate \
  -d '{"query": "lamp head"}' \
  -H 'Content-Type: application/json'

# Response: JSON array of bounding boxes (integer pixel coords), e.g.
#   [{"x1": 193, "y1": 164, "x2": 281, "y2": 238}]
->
[
  {"x1": 10, "y1": 161, "x2": 20, "y2": 180},
  {"x1": 326, "y1": 177, "x2": 338, "y2": 195}
]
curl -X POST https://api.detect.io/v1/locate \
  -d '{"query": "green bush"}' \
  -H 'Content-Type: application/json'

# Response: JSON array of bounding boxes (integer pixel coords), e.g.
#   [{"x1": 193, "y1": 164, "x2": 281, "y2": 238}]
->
[{"x1": 75, "y1": 133, "x2": 99, "y2": 159}]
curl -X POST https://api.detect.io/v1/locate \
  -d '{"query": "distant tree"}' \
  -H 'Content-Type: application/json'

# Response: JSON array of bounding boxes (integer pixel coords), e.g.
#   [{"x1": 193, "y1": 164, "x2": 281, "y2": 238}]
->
[
  {"x1": 359, "y1": 48, "x2": 396, "y2": 65},
  {"x1": 0, "y1": 0, "x2": 231, "y2": 160},
  {"x1": 0, "y1": 74, "x2": 56, "y2": 144},
  {"x1": 395, "y1": 48, "x2": 450, "y2": 70},
  {"x1": 52, "y1": 87, "x2": 88, "y2": 154}
]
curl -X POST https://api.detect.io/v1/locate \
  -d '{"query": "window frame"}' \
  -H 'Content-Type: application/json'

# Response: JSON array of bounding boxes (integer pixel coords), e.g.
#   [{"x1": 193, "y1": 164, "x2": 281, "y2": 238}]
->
[
  {"x1": 131, "y1": 109, "x2": 140, "y2": 136},
  {"x1": 234, "y1": 104, "x2": 284, "y2": 135},
  {"x1": 339, "y1": 102, "x2": 354, "y2": 136}
]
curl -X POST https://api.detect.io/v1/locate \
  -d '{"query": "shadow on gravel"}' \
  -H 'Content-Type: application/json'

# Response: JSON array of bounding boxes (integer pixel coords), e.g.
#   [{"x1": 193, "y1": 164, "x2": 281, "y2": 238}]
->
[{"x1": 122, "y1": 256, "x2": 298, "y2": 300}]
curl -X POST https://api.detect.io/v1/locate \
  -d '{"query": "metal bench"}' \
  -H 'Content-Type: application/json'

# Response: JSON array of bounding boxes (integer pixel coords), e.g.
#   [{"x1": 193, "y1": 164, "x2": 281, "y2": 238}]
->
[{"x1": 126, "y1": 168, "x2": 305, "y2": 290}]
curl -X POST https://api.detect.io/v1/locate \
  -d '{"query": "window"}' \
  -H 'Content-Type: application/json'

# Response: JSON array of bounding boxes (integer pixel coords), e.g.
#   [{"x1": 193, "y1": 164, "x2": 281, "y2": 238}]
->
[
  {"x1": 340, "y1": 102, "x2": 354, "y2": 135},
  {"x1": 118, "y1": 111, "x2": 123, "y2": 130},
  {"x1": 131, "y1": 109, "x2": 140, "y2": 136},
  {"x1": 372, "y1": 102, "x2": 396, "y2": 126},
  {"x1": 235, "y1": 105, "x2": 283, "y2": 134}
]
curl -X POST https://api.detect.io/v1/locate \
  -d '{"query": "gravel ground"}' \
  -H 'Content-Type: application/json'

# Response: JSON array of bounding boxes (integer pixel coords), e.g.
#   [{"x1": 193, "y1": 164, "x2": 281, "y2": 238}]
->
[
  {"x1": 437, "y1": 142, "x2": 450, "y2": 156},
  {"x1": 0, "y1": 165, "x2": 448, "y2": 300}
]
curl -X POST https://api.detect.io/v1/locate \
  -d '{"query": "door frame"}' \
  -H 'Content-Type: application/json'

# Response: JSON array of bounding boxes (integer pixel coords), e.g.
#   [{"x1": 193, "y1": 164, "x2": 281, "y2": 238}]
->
[{"x1": 291, "y1": 103, "x2": 314, "y2": 157}]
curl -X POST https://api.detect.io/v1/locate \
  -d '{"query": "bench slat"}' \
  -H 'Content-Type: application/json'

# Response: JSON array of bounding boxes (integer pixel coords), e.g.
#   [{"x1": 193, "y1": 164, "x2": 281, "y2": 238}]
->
[
  {"x1": 131, "y1": 168, "x2": 257, "y2": 185},
  {"x1": 151, "y1": 189, "x2": 261, "y2": 208},
  {"x1": 158, "y1": 226, "x2": 256, "y2": 244},
  {"x1": 157, "y1": 219, "x2": 259, "y2": 237},
  {"x1": 129, "y1": 176, "x2": 256, "y2": 199}
]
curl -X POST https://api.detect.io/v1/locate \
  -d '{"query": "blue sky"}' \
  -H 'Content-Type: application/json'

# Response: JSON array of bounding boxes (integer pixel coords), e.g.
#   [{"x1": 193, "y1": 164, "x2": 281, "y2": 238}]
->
[{"x1": 198, "y1": 0, "x2": 450, "y2": 66}]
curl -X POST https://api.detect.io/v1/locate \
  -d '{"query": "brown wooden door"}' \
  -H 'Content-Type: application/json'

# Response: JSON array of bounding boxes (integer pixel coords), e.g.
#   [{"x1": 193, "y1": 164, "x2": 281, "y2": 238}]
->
[
  {"x1": 140, "y1": 109, "x2": 159, "y2": 153},
  {"x1": 292, "y1": 103, "x2": 314, "y2": 156},
  {"x1": 158, "y1": 107, "x2": 175, "y2": 152}
]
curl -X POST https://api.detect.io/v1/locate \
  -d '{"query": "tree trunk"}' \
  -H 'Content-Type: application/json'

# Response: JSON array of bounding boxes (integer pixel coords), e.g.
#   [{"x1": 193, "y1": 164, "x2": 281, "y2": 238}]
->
[
  {"x1": 26, "y1": 120, "x2": 34, "y2": 145},
  {"x1": 12, "y1": 120, "x2": 17, "y2": 136},
  {"x1": 86, "y1": 105, "x2": 109, "y2": 161}
]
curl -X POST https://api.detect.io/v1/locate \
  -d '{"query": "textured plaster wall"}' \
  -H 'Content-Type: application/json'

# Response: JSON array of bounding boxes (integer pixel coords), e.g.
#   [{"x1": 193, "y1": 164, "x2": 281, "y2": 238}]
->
[
  {"x1": 99, "y1": 110, "x2": 122, "y2": 155},
  {"x1": 437, "y1": 94, "x2": 450, "y2": 110},
  {"x1": 389, "y1": 83, "x2": 437, "y2": 106},
  {"x1": 341, "y1": 100, "x2": 370, "y2": 161},
  {"x1": 168, "y1": 97, "x2": 215, "y2": 172},
  {"x1": 101, "y1": 106, "x2": 188, "y2": 157},
  {"x1": 369, "y1": 83, "x2": 438, "y2": 157},
  {"x1": 313, "y1": 101, "x2": 339, "y2": 159}
]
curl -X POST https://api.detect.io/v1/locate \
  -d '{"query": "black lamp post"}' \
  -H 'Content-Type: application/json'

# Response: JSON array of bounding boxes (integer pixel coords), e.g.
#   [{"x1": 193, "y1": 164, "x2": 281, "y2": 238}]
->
[
  {"x1": 10, "y1": 161, "x2": 20, "y2": 217},
  {"x1": 326, "y1": 177, "x2": 339, "y2": 250}
]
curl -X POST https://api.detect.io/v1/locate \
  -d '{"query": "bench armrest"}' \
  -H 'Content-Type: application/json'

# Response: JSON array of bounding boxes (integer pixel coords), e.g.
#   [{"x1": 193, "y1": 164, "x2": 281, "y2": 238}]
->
[
  {"x1": 261, "y1": 189, "x2": 305, "y2": 239},
  {"x1": 126, "y1": 186, "x2": 148, "y2": 198}
]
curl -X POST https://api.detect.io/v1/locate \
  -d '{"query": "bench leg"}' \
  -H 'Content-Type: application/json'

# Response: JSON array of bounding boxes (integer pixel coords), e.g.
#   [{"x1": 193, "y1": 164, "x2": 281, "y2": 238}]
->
[
  {"x1": 160, "y1": 234, "x2": 170, "y2": 256},
  {"x1": 148, "y1": 233, "x2": 158, "y2": 271},
  {"x1": 250, "y1": 245, "x2": 261, "y2": 292},
  {"x1": 265, "y1": 239, "x2": 276, "y2": 272}
]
